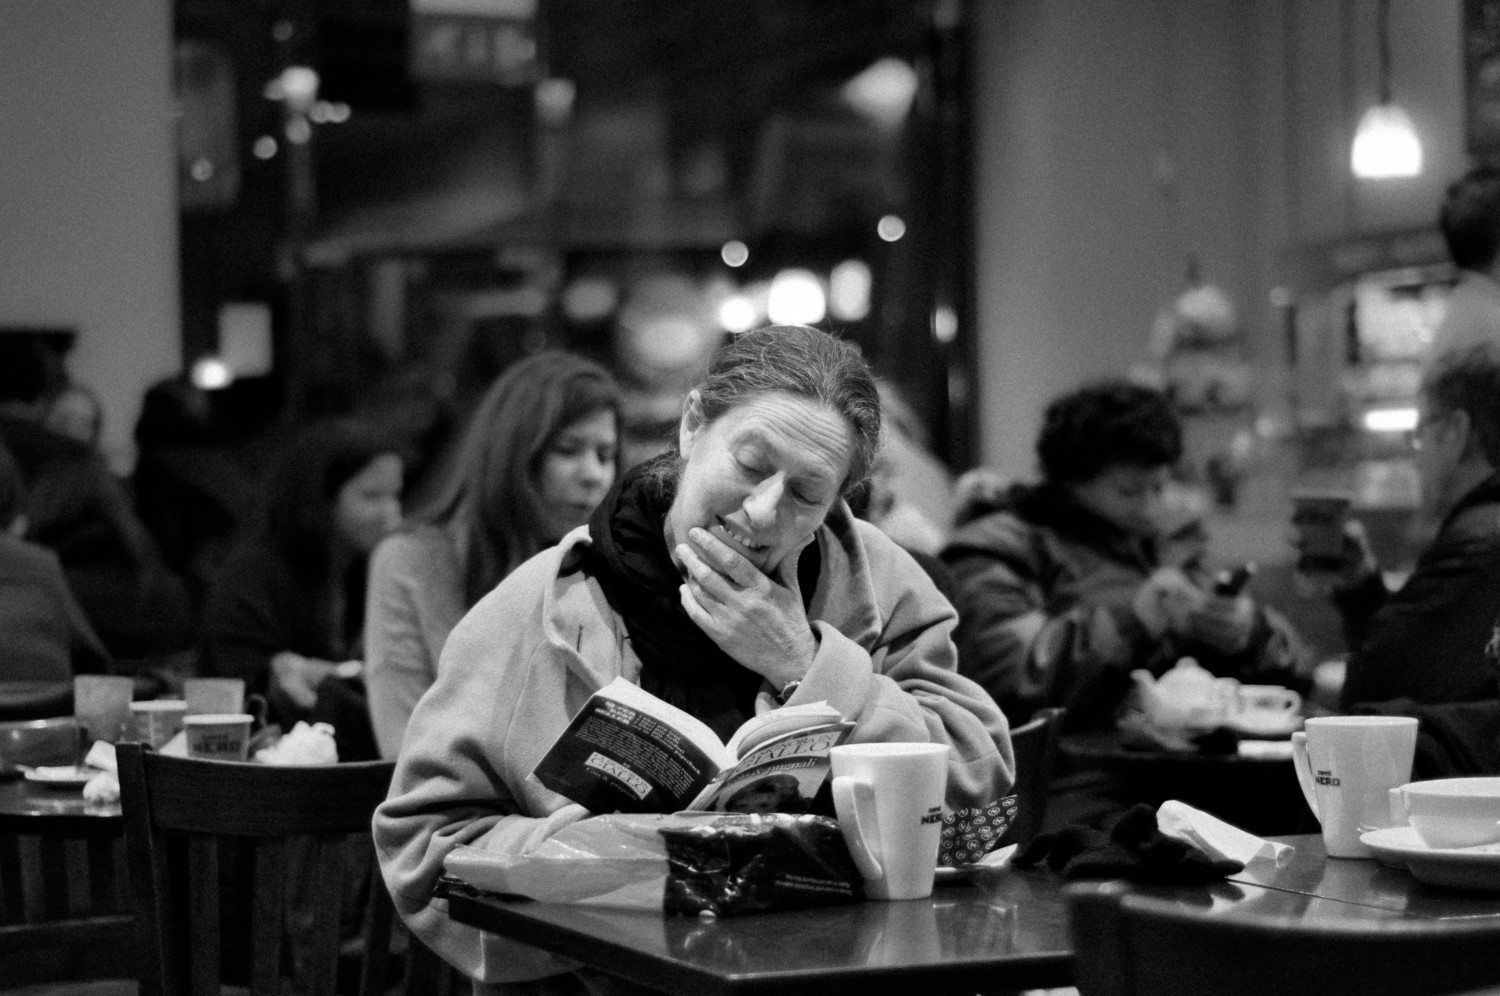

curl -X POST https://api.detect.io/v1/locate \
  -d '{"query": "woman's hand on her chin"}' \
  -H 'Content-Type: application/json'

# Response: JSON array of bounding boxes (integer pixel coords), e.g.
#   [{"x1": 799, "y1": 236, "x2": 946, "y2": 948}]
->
[{"x1": 676, "y1": 527, "x2": 816, "y2": 689}]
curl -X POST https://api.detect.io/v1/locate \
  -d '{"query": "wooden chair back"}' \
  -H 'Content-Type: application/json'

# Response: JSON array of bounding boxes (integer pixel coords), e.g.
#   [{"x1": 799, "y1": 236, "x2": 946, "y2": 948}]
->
[
  {"x1": 1006, "y1": 706, "x2": 1062, "y2": 846},
  {"x1": 1070, "y1": 880, "x2": 1500, "y2": 995},
  {"x1": 0, "y1": 792, "x2": 134, "y2": 987},
  {"x1": 117, "y1": 743, "x2": 408, "y2": 996}
]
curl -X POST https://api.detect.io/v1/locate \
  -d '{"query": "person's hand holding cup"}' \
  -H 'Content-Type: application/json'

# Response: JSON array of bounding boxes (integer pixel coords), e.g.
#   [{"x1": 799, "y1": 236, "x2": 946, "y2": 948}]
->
[{"x1": 830, "y1": 742, "x2": 949, "y2": 900}]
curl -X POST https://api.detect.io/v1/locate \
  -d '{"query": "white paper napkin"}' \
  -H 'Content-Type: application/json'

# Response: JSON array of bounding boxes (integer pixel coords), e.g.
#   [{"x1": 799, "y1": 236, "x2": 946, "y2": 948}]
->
[{"x1": 1157, "y1": 800, "x2": 1293, "y2": 865}]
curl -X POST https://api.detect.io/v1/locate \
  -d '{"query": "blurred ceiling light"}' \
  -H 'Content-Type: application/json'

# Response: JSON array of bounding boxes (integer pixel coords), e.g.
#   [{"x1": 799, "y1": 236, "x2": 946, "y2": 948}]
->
[
  {"x1": 284, "y1": 117, "x2": 312, "y2": 145},
  {"x1": 1362, "y1": 406, "x2": 1418, "y2": 432},
  {"x1": 720, "y1": 240, "x2": 750, "y2": 268},
  {"x1": 931, "y1": 305, "x2": 959, "y2": 343},
  {"x1": 1351, "y1": 105, "x2": 1422, "y2": 179},
  {"x1": 190, "y1": 356, "x2": 234, "y2": 391},
  {"x1": 561, "y1": 276, "x2": 620, "y2": 323},
  {"x1": 767, "y1": 269, "x2": 826, "y2": 326},
  {"x1": 265, "y1": 65, "x2": 320, "y2": 111},
  {"x1": 828, "y1": 259, "x2": 872, "y2": 321},
  {"x1": 252, "y1": 136, "x2": 278, "y2": 160},
  {"x1": 718, "y1": 294, "x2": 758, "y2": 333},
  {"x1": 1351, "y1": 0, "x2": 1421, "y2": 179},
  {"x1": 877, "y1": 214, "x2": 906, "y2": 242},
  {"x1": 190, "y1": 158, "x2": 215, "y2": 182},
  {"x1": 326, "y1": 102, "x2": 352, "y2": 124},
  {"x1": 534, "y1": 78, "x2": 576, "y2": 127},
  {"x1": 842, "y1": 57, "x2": 918, "y2": 131}
]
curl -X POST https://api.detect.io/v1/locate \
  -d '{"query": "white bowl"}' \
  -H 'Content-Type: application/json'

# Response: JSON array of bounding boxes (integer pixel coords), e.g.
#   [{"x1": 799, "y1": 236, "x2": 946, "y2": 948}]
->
[{"x1": 1390, "y1": 778, "x2": 1500, "y2": 849}]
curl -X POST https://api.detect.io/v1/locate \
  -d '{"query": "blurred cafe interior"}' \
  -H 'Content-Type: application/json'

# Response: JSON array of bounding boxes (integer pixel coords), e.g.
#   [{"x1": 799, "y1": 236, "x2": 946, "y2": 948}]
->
[
  {"x1": 8, "y1": 0, "x2": 1500, "y2": 993},
  {"x1": 6, "y1": 1, "x2": 1484, "y2": 646}
]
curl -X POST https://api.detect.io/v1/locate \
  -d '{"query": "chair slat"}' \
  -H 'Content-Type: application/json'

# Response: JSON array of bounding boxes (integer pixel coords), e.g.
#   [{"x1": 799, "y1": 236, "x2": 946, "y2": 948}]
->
[
  {"x1": 0, "y1": 831, "x2": 23, "y2": 924},
  {"x1": 305, "y1": 835, "x2": 345, "y2": 996},
  {"x1": 251, "y1": 837, "x2": 286, "y2": 996},
  {"x1": 359, "y1": 851, "x2": 395, "y2": 996},
  {"x1": 188, "y1": 837, "x2": 221, "y2": 994},
  {"x1": 86, "y1": 835, "x2": 116, "y2": 913},
  {"x1": 37, "y1": 835, "x2": 68, "y2": 920}
]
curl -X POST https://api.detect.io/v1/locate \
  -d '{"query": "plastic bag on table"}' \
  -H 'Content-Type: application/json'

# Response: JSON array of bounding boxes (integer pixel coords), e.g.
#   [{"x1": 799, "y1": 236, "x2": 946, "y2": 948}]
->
[{"x1": 444, "y1": 811, "x2": 863, "y2": 916}]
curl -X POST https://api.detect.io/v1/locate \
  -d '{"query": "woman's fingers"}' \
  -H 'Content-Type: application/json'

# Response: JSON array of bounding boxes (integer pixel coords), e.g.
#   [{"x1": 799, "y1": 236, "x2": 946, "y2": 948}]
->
[
  {"x1": 689, "y1": 527, "x2": 763, "y2": 588},
  {"x1": 676, "y1": 543, "x2": 737, "y2": 602}
]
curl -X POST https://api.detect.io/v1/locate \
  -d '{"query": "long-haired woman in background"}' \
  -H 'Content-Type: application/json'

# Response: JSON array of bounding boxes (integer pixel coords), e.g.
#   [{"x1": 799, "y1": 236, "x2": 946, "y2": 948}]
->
[{"x1": 364, "y1": 350, "x2": 621, "y2": 758}]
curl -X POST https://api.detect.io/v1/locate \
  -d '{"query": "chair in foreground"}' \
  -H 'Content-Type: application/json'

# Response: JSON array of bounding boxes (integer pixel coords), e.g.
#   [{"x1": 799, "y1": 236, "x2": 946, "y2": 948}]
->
[
  {"x1": 1005, "y1": 706, "x2": 1063, "y2": 847},
  {"x1": 1069, "y1": 880, "x2": 1500, "y2": 996},
  {"x1": 117, "y1": 743, "x2": 421, "y2": 996}
]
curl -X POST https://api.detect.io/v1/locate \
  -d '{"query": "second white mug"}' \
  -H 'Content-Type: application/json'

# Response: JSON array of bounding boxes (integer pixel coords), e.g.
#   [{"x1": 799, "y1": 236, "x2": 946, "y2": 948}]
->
[{"x1": 1291, "y1": 715, "x2": 1417, "y2": 858}]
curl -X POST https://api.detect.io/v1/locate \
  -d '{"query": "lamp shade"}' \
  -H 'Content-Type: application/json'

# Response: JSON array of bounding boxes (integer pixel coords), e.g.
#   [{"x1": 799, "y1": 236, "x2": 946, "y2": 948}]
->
[{"x1": 1351, "y1": 103, "x2": 1423, "y2": 179}]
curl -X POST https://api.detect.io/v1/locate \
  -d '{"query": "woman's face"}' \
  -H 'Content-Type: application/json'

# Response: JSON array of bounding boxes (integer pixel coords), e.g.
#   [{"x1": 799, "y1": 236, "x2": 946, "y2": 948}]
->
[
  {"x1": 665, "y1": 391, "x2": 853, "y2": 576},
  {"x1": 1066, "y1": 462, "x2": 1169, "y2": 537},
  {"x1": 334, "y1": 453, "x2": 404, "y2": 553},
  {"x1": 534, "y1": 408, "x2": 618, "y2": 540}
]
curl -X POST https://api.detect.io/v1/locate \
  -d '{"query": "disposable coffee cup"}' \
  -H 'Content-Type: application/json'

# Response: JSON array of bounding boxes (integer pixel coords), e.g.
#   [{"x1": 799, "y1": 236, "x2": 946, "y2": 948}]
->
[
  {"x1": 129, "y1": 699, "x2": 187, "y2": 749},
  {"x1": 184, "y1": 713, "x2": 254, "y2": 761},
  {"x1": 184, "y1": 678, "x2": 245, "y2": 717},
  {"x1": 1292, "y1": 715, "x2": 1417, "y2": 858},
  {"x1": 74, "y1": 675, "x2": 134, "y2": 745},
  {"x1": 830, "y1": 742, "x2": 949, "y2": 900}
]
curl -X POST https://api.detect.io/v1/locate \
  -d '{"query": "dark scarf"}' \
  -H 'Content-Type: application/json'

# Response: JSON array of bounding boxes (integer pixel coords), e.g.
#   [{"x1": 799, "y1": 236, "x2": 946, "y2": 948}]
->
[
  {"x1": 583, "y1": 454, "x2": 765, "y2": 742},
  {"x1": 1012, "y1": 482, "x2": 1159, "y2": 573}
]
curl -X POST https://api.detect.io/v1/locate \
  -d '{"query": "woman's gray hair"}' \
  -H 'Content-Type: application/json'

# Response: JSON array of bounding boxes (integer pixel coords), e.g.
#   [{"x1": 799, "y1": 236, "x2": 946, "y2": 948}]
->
[{"x1": 694, "y1": 325, "x2": 881, "y2": 495}]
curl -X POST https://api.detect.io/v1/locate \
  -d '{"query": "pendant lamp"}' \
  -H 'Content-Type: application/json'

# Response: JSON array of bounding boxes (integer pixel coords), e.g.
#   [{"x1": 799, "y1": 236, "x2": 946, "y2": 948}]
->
[{"x1": 1351, "y1": 0, "x2": 1422, "y2": 179}]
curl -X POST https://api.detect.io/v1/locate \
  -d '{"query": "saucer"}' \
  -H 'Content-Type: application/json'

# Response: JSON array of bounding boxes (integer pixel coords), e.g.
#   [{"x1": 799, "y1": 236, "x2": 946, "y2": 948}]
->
[
  {"x1": 1225, "y1": 712, "x2": 1303, "y2": 739},
  {"x1": 1360, "y1": 826, "x2": 1500, "y2": 891},
  {"x1": 23, "y1": 764, "x2": 96, "y2": 789}
]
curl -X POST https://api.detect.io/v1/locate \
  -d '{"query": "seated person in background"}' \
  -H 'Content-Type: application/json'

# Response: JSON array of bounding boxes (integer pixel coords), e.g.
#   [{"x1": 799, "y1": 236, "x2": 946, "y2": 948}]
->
[
  {"x1": 0, "y1": 440, "x2": 109, "y2": 680},
  {"x1": 202, "y1": 419, "x2": 403, "y2": 760},
  {"x1": 364, "y1": 351, "x2": 621, "y2": 759},
  {"x1": 132, "y1": 376, "x2": 256, "y2": 628},
  {"x1": 0, "y1": 339, "x2": 192, "y2": 661},
  {"x1": 942, "y1": 381, "x2": 1308, "y2": 728},
  {"x1": 1310, "y1": 344, "x2": 1500, "y2": 709},
  {"x1": 375, "y1": 325, "x2": 1014, "y2": 987}
]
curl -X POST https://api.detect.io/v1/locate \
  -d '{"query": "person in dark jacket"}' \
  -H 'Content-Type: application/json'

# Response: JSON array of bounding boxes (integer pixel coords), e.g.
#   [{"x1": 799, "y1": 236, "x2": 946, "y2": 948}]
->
[
  {"x1": 942, "y1": 381, "x2": 1309, "y2": 728},
  {"x1": 1315, "y1": 343, "x2": 1500, "y2": 709},
  {"x1": 202, "y1": 419, "x2": 402, "y2": 759}
]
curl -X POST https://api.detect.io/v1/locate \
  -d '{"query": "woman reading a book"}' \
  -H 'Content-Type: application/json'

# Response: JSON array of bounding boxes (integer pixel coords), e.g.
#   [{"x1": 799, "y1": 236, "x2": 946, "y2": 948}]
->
[{"x1": 375, "y1": 324, "x2": 1015, "y2": 989}]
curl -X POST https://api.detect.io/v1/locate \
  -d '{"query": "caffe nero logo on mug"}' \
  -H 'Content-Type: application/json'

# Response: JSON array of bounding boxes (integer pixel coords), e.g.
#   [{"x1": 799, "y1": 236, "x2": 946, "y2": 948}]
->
[
  {"x1": 920, "y1": 806, "x2": 943, "y2": 825},
  {"x1": 1315, "y1": 769, "x2": 1341, "y2": 787}
]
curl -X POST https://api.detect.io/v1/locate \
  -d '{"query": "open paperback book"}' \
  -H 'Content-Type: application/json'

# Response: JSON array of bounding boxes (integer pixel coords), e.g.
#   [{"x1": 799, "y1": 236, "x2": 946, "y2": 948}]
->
[{"x1": 530, "y1": 676, "x2": 855, "y2": 815}]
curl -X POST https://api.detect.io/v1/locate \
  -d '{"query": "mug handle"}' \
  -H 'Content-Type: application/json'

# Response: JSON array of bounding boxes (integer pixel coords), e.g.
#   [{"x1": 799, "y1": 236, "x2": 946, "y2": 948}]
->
[
  {"x1": 1290, "y1": 731, "x2": 1320, "y2": 822},
  {"x1": 831, "y1": 775, "x2": 884, "y2": 882},
  {"x1": 1281, "y1": 690, "x2": 1303, "y2": 714}
]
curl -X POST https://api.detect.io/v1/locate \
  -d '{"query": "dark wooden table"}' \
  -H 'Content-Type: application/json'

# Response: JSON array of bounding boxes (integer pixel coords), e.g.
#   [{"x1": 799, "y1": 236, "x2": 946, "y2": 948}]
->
[
  {"x1": 439, "y1": 835, "x2": 1499, "y2": 995},
  {"x1": 1058, "y1": 730, "x2": 1314, "y2": 836},
  {"x1": 0, "y1": 773, "x2": 132, "y2": 986}
]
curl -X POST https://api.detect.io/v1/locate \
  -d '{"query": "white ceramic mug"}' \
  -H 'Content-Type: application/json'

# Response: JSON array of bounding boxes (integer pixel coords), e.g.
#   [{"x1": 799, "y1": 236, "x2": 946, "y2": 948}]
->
[
  {"x1": 1291, "y1": 715, "x2": 1418, "y2": 858},
  {"x1": 830, "y1": 742, "x2": 949, "y2": 900}
]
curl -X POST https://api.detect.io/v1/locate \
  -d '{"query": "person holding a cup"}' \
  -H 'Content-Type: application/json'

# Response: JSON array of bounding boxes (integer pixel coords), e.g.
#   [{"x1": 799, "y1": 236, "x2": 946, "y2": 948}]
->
[
  {"x1": 202, "y1": 419, "x2": 403, "y2": 760},
  {"x1": 1297, "y1": 343, "x2": 1500, "y2": 710},
  {"x1": 941, "y1": 381, "x2": 1312, "y2": 729},
  {"x1": 376, "y1": 325, "x2": 1015, "y2": 988}
]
